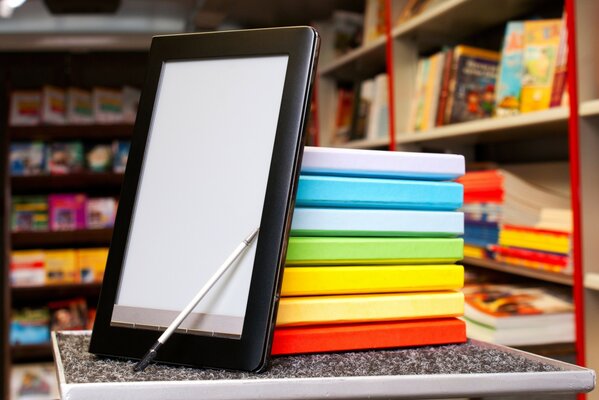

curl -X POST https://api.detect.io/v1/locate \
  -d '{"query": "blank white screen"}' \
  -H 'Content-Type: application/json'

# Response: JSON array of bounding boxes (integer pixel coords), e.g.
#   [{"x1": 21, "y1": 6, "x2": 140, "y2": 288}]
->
[{"x1": 112, "y1": 55, "x2": 289, "y2": 338}]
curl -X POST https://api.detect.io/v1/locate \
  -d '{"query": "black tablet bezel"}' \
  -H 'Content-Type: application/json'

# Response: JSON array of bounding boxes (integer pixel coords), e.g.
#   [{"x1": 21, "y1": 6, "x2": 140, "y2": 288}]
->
[{"x1": 89, "y1": 27, "x2": 319, "y2": 372}]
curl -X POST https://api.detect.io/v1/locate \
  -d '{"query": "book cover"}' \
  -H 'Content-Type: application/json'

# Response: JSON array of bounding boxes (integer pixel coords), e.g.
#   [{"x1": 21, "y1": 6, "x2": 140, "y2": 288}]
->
[
  {"x1": 77, "y1": 248, "x2": 109, "y2": 283},
  {"x1": 48, "y1": 194, "x2": 86, "y2": 231},
  {"x1": 421, "y1": 51, "x2": 445, "y2": 131},
  {"x1": 48, "y1": 298, "x2": 88, "y2": 331},
  {"x1": 66, "y1": 87, "x2": 94, "y2": 125},
  {"x1": 521, "y1": 19, "x2": 562, "y2": 113},
  {"x1": 44, "y1": 249, "x2": 78, "y2": 284},
  {"x1": 499, "y1": 224, "x2": 570, "y2": 255},
  {"x1": 300, "y1": 146, "x2": 465, "y2": 180},
  {"x1": 285, "y1": 237, "x2": 464, "y2": 265},
  {"x1": 363, "y1": 0, "x2": 386, "y2": 44},
  {"x1": 92, "y1": 87, "x2": 124, "y2": 124},
  {"x1": 85, "y1": 143, "x2": 112, "y2": 172},
  {"x1": 10, "y1": 308, "x2": 50, "y2": 346},
  {"x1": 271, "y1": 318, "x2": 466, "y2": 355},
  {"x1": 367, "y1": 73, "x2": 389, "y2": 139},
  {"x1": 447, "y1": 46, "x2": 500, "y2": 123},
  {"x1": 296, "y1": 175, "x2": 463, "y2": 211},
  {"x1": 549, "y1": 11, "x2": 569, "y2": 107},
  {"x1": 10, "y1": 142, "x2": 45, "y2": 176},
  {"x1": 46, "y1": 142, "x2": 84, "y2": 174},
  {"x1": 41, "y1": 85, "x2": 66, "y2": 125},
  {"x1": 122, "y1": 86, "x2": 141, "y2": 124},
  {"x1": 333, "y1": 87, "x2": 354, "y2": 144},
  {"x1": 85, "y1": 197, "x2": 116, "y2": 229},
  {"x1": 495, "y1": 21, "x2": 525, "y2": 117},
  {"x1": 281, "y1": 264, "x2": 464, "y2": 296},
  {"x1": 10, "y1": 363, "x2": 59, "y2": 400},
  {"x1": 410, "y1": 57, "x2": 429, "y2": 132},
  {"x1": 290, "y1": 208, "x2": 464, "y2": 237},
  {"x1": 435, "y1": 47, "x2": 454, "y2": 126},
  {"x1": 10, "y1": 250, "x2": 46, "y2": 287},
  {"x1": 276, "y1": 291, "x2": 464, "y2": 327},
  {"x1": 11, "y1": 196, "x2": 48, "y2": 232},
  {"x1": 112, "y1": 140, "x2": 130, "y2": 173},
  {"x1": 9, "y1": 90, "x2": 41, "y2": 126}
]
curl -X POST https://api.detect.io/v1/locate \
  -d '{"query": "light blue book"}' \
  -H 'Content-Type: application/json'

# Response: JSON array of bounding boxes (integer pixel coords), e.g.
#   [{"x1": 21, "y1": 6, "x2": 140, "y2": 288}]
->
[
  {"x1": 495, "y1": 21, "x2": 524, "y2": 117},
  {"x1": 296, "y1": 175, "x2": 463, "y2": 211},
  {"x1": 300, "y1": 147, "x2": 464, "y2": 180},
  {"x1": 290, "y1": 208, "x2": 464, "y2": 237}
]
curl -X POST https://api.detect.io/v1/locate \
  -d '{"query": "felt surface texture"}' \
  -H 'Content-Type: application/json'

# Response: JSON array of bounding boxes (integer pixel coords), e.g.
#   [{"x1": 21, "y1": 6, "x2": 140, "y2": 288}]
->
[{"x1": 57, "y1": 333, "x2": 562, "y2": 384}]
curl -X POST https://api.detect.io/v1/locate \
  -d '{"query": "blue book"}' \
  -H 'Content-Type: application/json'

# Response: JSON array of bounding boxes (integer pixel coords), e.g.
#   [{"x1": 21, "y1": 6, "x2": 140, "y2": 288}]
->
[
  {"x1": 296, "y1": 175, "x2": 463, "y2": 211},
  {"x1": 291, "y1": 208, "x2": 463, "y2": 237},
  {"x1": 301, "y1": 147, "x2": 464, "y2": 180}
]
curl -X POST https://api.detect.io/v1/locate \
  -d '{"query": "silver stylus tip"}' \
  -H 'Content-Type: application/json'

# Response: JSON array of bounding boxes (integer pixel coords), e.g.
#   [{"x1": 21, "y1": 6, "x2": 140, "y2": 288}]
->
[{"x1": 244, "y1": 227, "x2": 260, "y2": 245}]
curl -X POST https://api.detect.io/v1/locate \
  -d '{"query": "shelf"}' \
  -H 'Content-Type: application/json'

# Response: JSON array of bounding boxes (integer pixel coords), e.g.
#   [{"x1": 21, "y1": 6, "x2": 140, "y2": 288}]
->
[
  {"x1": 463, "y1": 256, "x2": 574, "y2": 286},
  {"x1": 585, "y1": 273, "x2": 599, "y2": 291},
  {"x1": 11, "y1": 229, "x2": 113, "y2": 249},
  {"x1": 11, "y1": 173, "x2": 124, "y2": 193},
  {"x1": 396, "y1": 107, "x2": 568, "y2": 148},
  {"x1": 11, "y1": 343, "x2": 53, "y2": 363},
  {"x1": 337, "y1": 137, "x2": 390, "y2": 149},
  {"x1": 8, "y1": 124, "x2": 134, "y2": 141},
  {"x1": 580, "y1": 99, "x2": 599, "y2": 117},
  {"x1": 318, "y1": 36, "x2": 387, "y2": 81},
  {"x1": 391, "y1": 0, "x2": 549, "y2": 53},
  {"x1": 12, "y1": 283, "x2": 102, "y2": 302}
]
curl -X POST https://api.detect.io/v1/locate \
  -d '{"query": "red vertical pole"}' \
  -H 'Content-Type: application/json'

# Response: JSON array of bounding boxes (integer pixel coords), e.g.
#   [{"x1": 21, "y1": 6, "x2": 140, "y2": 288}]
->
[
  {"x1": 384, "y1": 0, "x2": 397, "y2": 151},
  {"x1": 565, "y1": 0, "x2": 586, "y2": 380}
]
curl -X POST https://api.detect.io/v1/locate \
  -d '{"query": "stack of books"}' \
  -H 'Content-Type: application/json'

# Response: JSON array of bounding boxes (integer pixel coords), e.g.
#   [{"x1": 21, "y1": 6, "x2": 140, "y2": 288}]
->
[
  {"x1": 459, "y1": 166, "x2": 572, "y2": 274},
  {"x1": 272, "y1": 147, "x2": 466, "y2": 355}
]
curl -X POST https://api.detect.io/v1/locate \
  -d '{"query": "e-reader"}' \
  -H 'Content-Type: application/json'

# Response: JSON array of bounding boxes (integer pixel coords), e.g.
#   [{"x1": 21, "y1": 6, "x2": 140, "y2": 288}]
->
[{"x1": 89, "y1": 27, "x2": 319, "y2": 372}]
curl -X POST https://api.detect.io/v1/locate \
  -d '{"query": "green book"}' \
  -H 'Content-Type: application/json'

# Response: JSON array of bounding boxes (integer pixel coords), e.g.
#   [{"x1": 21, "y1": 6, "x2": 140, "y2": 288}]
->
[{"x1": 286, "y1": 237, "x2": 463, "y2": 265}]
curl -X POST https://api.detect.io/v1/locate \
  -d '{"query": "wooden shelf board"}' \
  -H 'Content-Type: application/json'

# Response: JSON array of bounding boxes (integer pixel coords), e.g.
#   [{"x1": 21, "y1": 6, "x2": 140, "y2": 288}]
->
[
  {"x1": 8, "y1": 124, "x2": 133, "y2": 141},
  {"x1": 11, "y1": 173, "x2": 123, "y2": 193},
  {"x1": 11, "y1": 229, "x2": 113, "y2": 249},
  {"x1": 337, "y1": 137, "x2": 390, "y2": 149},
  {"x1": 12, "y1": 283, "x2": 102, "y2": 302},
  {"x1": 11, "y1": 343, "x2": 53, "y2": 363},
  {"x1": 318, "y1": 36, "x2": 388, "y2": 81},
  {"x1": 463, "y1": 256, "x2": 574, "y2": 286},
  {"x1": 391, "y1": 0, "x2": 548, "y2": 53},
  {"x1": 580, "y1": 99, "x2": 599, "y2": 117},
  {"x1": 396, "y1": 107, "x2": 568, "y2": 147},
  {"x1": 584, "y1": 273, "x2": 599, "y2": 291}
]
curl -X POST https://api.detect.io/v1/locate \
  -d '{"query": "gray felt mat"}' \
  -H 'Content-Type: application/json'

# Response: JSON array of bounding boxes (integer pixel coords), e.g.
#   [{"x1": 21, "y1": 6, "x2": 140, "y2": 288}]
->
[{"x1": 57, "y1": 333, "x2": 562, "y2": 384}]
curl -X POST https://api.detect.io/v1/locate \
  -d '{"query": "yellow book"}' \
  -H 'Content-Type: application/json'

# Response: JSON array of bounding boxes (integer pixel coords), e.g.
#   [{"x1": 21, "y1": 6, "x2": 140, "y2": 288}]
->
[
  {"x1": 281, "y1": 264, "x2": 463, "y2": 297},
  {"x1": 77, "y1": 248, "x2": 109, "y2": 283},
  {"x1": 499, "y1": 230, "x2": 570, "y2": 254},
  {"x1": 464, "y1": 244, "x2": 487, "y2": 259},
  {"x1": 44, "y1": 249, "x2": 78, "y2": 284},
  {"x1": 520, "y1": 19, "x2": 562, "y2": 113},
  {"x1": 276, "y1": 291, "x2": 464, "y2": 327}
]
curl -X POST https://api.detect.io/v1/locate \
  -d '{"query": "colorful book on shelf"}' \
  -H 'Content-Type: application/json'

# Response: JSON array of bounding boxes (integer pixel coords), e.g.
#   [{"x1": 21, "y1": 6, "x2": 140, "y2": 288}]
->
[
  {"x1": 409, "y1": 56, "x2": 429, "y2": 132},
  {"x1": 549, "y1": 10, "x2": 569, "y2": 107},
  {"x1": 112, "y1": 140, "x2": 130, "y2": 173},
  {"x1": 276, "y1": 291, "x2": 464, "y2": 327},
  {"x1": 46, "y1": 142, "x2": 85, "y2": 175},
  {"x1": 11, "y1": 363, "x2": 60, "y2": 400},
  {"x1": 9, "y1": 90, "x2": 41, "y2": 126},
  {"x1": 418, "y1": 51, "x2": 445, "y2": 131},
  {"x1": 93, "y1": 87, "x2": 124, "y2": 124},
  {"x1": 463, "y1": 284, "x2": 573, "y2": 329},
  {"x1": 44, "y1": 249, "x2": 79, "y2": 284},
  {"x1": 48, "y1": 194, "x2": 86, "y2": 231},
  {"x1": 48, "y1": 298, "x2": 88, "y2": 331},
  {"x1": 396, "y1": 0, "x2": 432, "y2": 25},
  {"x1": 10, "y1": 307, "x2": 50, "y2": 346},
  {"x1": 290, "y1": 208, "x2": 464, "y2": 237},
  {"x1": 463, "y1": 244, "x2": 489, "y2": 259},
  {"x1": 362, "y1": 0, "x2": 386, "y2": 44},
  {"x1": 41, "y1": 85, "x2": 67, "y2": 125},
  {"x1": 122, "y1": 85, "x2": 141, "y2": 124},
  {"x1": 445, "y1": 46, "x2": 500, "y2": 124},
  {"x1": 464, "y1": 316, "x2": 574, "y2": 346},
  {"x1": 498, "y1": 224, "x2": 570, "y2": 255},
  {"x1": 300, "y1": 146, "x2": 465, "y2": 180},
  {"x1": 9, "y1": 141, "x2": 46, "y2": 176},
  {"x1": 435, "y1": 47, "x2": 454, "y2": 126},
  {"x1": 296, "y1": 176, "x2": 463, "y2": 211},
  {"x1": 271, "y1": 318, "x2": 466, "y2": 355},
  {"x1": 11, "y1": 195, "x2": 49, "y2": 232},
  {"x1": 85, "y1": 197, "x2": 117, "y2": 229},
  {"x1": 285, "y1": 237, "x2": 463, "y2": 266},
  {"x1": 495, "y1": 21, "x2": 524, "y2": 117},
  {"x1": 77, "y1": 248, "x2": 109, "y2": 283},
  {"x1": 85, "y1": 143, "x2": 113, "y2": 172},
  {"x1": 281, "y1": 264, "x2": 464, "y2": 296},
  {"x1": 66, "y1": 87, "x2": 94, "y2": 124},
  {"x1": 366, "y1": 73, "x2": 389, "y2": 140},
  {"x1": 10, "y1": 250, "x2": 46, "y2": 286},
  {"x1": 520, "y1": 19, "x2": 562, "y2": 113}
]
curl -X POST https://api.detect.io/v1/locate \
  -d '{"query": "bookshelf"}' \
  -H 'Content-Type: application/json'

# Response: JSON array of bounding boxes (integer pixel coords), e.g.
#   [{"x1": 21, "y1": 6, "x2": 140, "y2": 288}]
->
[
  {"x1": 11, "y1": 173, "x2": 124, "y2": 192},
  {"x1": 11, "y1": 229, "x2": 113, "y2": 249},
  {"x1": 315, "y1": 1, "x2": 599, "y2": 395}
]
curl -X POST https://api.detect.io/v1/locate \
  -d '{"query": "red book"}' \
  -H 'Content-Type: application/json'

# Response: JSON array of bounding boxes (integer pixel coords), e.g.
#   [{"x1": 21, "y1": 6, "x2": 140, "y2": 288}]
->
[
  {"x1": 271, "y1": 318, "x2": 466, "y2": 356},
  {"x1": 491, "y1": 245, "x2": 568, "y2": 267}
]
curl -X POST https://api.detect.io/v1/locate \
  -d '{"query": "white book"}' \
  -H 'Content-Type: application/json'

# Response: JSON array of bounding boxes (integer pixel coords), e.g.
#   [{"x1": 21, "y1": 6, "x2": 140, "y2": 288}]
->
[
  {"x1": 366, "y1": 73, "x2": 389, "y2": 140},
  {"x1": 291, "y1": 208, "x2": 463, "y2": 236},
  {"x1": 301, "y1": 146, "x2": 465, "y2": 180}
]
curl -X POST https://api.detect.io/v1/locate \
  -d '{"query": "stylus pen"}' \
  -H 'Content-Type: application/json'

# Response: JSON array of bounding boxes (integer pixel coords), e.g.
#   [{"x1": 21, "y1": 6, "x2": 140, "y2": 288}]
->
[{"x1": 133, "y1": 227, "x2": 260, "y2": 372}]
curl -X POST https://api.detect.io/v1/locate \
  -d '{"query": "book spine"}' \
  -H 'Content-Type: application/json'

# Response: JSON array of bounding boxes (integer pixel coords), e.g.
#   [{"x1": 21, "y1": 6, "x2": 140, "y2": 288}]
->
[
  {"x1": 550, "y1": 12, "x2": 568, "y2": 107},
  {"x1": 435, "y1": 48, "x2": 454, "y2": 126}
]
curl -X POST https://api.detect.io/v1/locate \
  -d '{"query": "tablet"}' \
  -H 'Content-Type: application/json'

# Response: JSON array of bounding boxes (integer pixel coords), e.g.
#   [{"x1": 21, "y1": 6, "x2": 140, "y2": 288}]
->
[{"x1": 89, "y1": 27, "x2": 319, "y2": 372}]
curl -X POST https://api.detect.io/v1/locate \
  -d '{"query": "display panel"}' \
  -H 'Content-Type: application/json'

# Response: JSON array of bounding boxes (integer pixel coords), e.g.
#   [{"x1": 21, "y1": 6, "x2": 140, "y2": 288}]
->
[{"x1": 111, "y1": 55, "x2": 289, "y2": 338}]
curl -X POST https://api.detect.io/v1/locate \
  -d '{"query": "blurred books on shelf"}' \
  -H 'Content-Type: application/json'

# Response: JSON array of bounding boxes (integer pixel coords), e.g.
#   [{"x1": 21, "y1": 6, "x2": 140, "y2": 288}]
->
[
  {"x1": 10, "y1": 363, "x2": 59, "y2": 400},
  {"x1": 463, "y1": 283, "x2": 574, "y2": 346}
]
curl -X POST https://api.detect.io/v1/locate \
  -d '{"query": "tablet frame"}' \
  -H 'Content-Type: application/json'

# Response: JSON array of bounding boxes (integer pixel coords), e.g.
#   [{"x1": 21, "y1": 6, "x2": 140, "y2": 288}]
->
[{"x1": 89, "y1": 27, "x2": 319, "y2": 372}]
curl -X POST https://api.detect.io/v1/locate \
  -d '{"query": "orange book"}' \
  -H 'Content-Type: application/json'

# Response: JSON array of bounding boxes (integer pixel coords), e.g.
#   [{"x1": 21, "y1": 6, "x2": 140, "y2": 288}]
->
[{"x1": 271, "y1": 318, "x2": 466, "y2": 355}]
